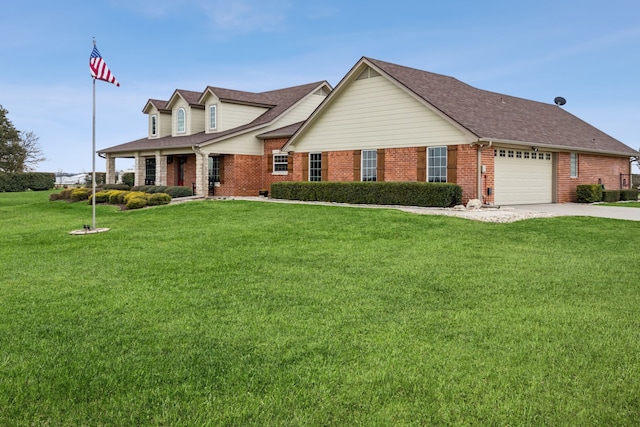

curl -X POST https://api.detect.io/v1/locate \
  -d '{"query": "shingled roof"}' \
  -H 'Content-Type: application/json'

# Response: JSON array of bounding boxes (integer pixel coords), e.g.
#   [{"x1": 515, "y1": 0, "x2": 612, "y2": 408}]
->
[
  {"x1": 100, "y1": 81, "x2": 329, "y2": 154},
  {"x1": 366, "y1": 57, "x2": 636, "y2": 156}
]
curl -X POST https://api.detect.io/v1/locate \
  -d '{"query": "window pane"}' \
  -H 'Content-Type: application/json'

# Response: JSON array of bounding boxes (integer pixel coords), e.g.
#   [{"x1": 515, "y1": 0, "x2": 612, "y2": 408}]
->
[
  {"x1": 361, "y1": 150, "x2": 377, "y2": 181},
  {"x1": 273, "y1": 154, "x2": 288, "y2": 172},
  {"x1": 210, "y1": 105, "x2": 217, "y2": 129},
  {"x1": 427, "y1": 146, "x2": 447, "y2": 182},
  {"x1": 309, "y1": 153, "x2": 322, "y2": 181}
]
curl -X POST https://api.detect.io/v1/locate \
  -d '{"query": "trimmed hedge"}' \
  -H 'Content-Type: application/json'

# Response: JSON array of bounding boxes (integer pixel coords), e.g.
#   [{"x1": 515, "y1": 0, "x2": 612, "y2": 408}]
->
[
  {"x1": 131, "y1": 185, "x2": 192, "y2": 198},
  {"x1": 0, "y1": 172, "x2": 56, "y2": 192},
  {"x1": 620, "y1": 189, "x2": 639, "y2": 201},
  {"x1": 602, "y1": 190, "x2": 620, "y2": 203},
  {"x1": 270, "y1": 181, "x2": 462, "y2": 208},
  {"x1": 576, "y1": 184, "x2": 602, "y2": 203},
  {"x1": 147, "y1": 193, "x2": 172, "y2": 206}
]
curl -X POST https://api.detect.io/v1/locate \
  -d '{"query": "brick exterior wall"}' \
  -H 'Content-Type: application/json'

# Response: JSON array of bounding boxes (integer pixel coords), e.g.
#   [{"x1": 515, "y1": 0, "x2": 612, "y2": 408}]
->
[
  {"x1": 262, "y1": 139, "x2": 293, "y2": 192},
  {"x1": 557, "y1": 152, "x2": 630, "y2": 202},
  {"x1": 384, "y1": 147, "x2": 418, "y2": 181}
]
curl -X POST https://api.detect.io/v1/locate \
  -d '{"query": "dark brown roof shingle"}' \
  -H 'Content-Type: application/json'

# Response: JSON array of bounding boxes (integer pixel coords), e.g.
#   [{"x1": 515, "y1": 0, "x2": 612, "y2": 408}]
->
[{"x1": 367, "y1": 57, "x2": 637, "y2": 155}]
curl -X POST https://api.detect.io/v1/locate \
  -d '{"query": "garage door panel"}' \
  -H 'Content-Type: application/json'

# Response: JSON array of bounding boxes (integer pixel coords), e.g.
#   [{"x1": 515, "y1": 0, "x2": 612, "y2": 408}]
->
[{"x1": 495, "y1": 149, "x2": 552, "y2": 205}]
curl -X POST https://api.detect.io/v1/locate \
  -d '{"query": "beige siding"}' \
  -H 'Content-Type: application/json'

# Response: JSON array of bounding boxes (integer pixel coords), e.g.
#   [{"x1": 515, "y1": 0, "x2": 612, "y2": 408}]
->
[
  {"x1": 219, "y1": 103, "x2": 269, "y2": 131},
  {"x1": 159, "y1": 112, "x2": 171, "y2": 137},
  {"x1": 290, "y1": 76, "x2": 467, "y2": 152},
  {"x1": 190, "y1": 107, "x2": 205, "y2": 134},
  {"x1": 146, "y1": 107, "x2": 171, "y2": 139},
  {"x1": 278, "y1": 92, "x2": 327, "y2": 125}
]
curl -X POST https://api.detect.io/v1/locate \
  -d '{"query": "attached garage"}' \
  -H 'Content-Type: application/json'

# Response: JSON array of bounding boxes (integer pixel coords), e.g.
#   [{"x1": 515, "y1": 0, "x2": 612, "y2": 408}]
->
[{"x1": 494, "y1": 148, "x2": 553, "y2": 205}]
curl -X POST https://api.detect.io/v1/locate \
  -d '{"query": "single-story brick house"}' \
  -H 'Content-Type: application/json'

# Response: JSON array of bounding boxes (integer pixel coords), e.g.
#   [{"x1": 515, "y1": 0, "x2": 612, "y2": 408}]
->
[
  {"x1": 100, "y1": 57, "x2": 638, "y2": 204},
  {"x1": 279, "y1": 57, "x2": 638, "y2": 205},
  {"x1": 99, "y1": 81, "x2": 332, "y2": 196}
]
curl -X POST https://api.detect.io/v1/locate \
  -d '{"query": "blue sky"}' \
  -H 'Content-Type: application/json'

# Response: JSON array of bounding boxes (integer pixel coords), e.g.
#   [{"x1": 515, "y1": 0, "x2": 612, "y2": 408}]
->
[{"x1": 1, "y1": 0, "x2": 638, "y2": 173}]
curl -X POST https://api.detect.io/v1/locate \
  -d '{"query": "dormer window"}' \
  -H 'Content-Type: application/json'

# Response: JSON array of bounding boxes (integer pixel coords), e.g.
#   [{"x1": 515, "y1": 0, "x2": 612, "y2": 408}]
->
[
  {"x1": 209, "y1": 105, "x2": 217, "y2": 130},
  {"x1": 150, "y1": 114, "x2": 157, "y2": 136},
  {"x1": 177, "y1": 108, "x2": 186, "y2": 134}
]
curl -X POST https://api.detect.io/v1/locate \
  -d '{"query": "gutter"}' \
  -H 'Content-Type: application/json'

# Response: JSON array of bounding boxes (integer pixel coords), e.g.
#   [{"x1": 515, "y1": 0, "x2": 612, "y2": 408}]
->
[{"x1": 477, "y1": 137, "x2": 639, "y2": 157}]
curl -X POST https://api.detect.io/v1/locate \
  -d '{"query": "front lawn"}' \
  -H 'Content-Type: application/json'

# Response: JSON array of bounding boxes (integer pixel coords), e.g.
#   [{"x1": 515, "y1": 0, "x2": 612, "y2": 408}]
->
[
  {"x1": 598, "y1": 201, "x2": 640, "y2": 208},
  {"x1": 1, "y1": 191, "x2": 639, "y2": 425}
]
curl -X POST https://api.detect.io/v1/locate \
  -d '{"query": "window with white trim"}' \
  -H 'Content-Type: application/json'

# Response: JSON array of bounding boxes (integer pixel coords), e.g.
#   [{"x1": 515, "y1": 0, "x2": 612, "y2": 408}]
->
[
  {"x1": 427, "y1": 146, "x2": 447, "y2": 182},
  {"x1": 209, "y1": 105, "x2": 217, "y2": 130},
  {"x1": 309, "y1": 152, "x2": 322, "y2": 181},
  {"x1": 273, "y1": 153, "x2": 288, "y2": 174},
  {"x1": 177, "y1": 108, "x2": 186, "y2": 134},
  {"x1": 150, "y1": 114, "x2": 157, "y2": 136},
  {"x1": 570, "y1": 153, "x2": 578, "y2": 178},
  {"x1": 361, "y1": 150, "x2": 377, "y2": 181}
]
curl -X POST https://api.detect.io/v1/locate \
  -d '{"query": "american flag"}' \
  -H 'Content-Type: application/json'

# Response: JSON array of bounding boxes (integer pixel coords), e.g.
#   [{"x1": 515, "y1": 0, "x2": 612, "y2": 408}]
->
[{"x1": 90, "y1": 45, "x2": 120, "y2": 87}]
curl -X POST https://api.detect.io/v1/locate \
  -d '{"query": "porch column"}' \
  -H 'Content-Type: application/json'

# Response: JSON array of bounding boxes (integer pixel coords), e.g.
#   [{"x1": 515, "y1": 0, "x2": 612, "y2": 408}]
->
[
  {"x1": 105, "y1": 154, "x2": 116, "y2": 184},
  {"x1": 134, "y1": 153, "x2": 145, "y2": 186},
  {"x1": 155, "y1": 150, "x2": 167, "y2": 186},
  {"x1": 194, "y1": 150, "x2": 208, "y2": 197}
]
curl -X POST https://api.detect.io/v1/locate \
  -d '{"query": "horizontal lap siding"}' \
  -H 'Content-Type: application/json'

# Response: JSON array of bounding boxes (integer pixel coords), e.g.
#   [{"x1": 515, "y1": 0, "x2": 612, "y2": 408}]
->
[
  {"x1": 291, "y1": 76, "x2": 467, "y2": 152},
  {"x1": 219, "y1": 103, "x2": 268, "y2": 131}
]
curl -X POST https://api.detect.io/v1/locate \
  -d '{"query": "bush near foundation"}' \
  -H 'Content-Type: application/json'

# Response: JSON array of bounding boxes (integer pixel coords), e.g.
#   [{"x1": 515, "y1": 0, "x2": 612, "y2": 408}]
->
[
  {"x1": 576, "y1": 184, "x2": 603, "y2": 203},
  {"x1": 619, "y1": 189, "x2": 639, "y2": 201},
  {"x1": 271, "y1": 181, "x2": 462, "y2": 208},
  {"x1": 601, "y1": 190, "x2": 620, "y2": 203},
  {"x1": 126, "y1": 196, "x2": 149, "y2": 210}
]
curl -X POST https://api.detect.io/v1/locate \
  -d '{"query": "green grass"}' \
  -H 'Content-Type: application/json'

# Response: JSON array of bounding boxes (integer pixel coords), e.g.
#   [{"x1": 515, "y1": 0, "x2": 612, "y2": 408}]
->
[
  {"x1": 1, "y1": 191, "x2": 639, "y2": 425},
  {"x1": 599, "y1": 201, "x2": 640, "y2": 208}
]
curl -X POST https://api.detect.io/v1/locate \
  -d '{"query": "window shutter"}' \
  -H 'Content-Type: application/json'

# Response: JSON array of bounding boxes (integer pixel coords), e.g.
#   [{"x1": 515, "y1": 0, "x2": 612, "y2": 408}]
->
[
  {"x1": 267, "y1": 154, "x2": 273, "y2": 173},
  {"x1": 321, "y1": 152, "x2": 328, "y2": 181},
  {"x1": 287, "y1": 154, "x2": 293, "y2": 174},
  {"x1": 447, "y1": 145, "x2": 457, "y2": 183},
  {"x1": 377, "y1": 149, "x2": 385, "y2": 182},
  {"x1": 302, "y1": 153, "x2": 309, "y2": 181},
  {"x1": 219, "y1": 155, "x2": 225, "y2": 184},
  {"x1": 417, "y1": 147, "x2": 426, "y2": 181},
  {"x1": 353, "y1": 150, "x2": 361, "y2": 181}
]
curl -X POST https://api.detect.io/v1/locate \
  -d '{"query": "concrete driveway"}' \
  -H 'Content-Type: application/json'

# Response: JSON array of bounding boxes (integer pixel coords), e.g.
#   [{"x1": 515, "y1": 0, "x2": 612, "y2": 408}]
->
[{"x1": 508, "y1": 203, "x2": 640, "y2": 221}]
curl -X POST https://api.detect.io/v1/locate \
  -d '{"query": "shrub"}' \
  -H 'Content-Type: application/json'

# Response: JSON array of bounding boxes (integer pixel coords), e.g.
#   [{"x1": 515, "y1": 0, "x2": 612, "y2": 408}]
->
[
  {"x1": 88, "y1": 191, "x2": 110, "y2": 204},
  {"x1": 601, "y1": 190, "x2": 620, "y2": 203},
  {"x1": 101, "y1": 184, "x2": 130, "y2": 191},
  {"x1": 121, "y1": 172, "x2": 135, "y2": 187},
  {"x1": 125, "y1": 196, "x2": 148, "y2": 210},
  {"x1": 70, "y1": 188, "x2": 91, "y2": 202},
  {"x1": 270, "y1": 182, "x2": 462, "y2": 208},
  {"x1": 164, "y1": 186, "x2": 193, "y2": 198},
  {"x1": 147, "y1": 193, "x2": 172, "y2": 206},
  {"x1": 108, "y1": 190, "x2": 129, "y2": 204},
  {"x1": 25, "y1": 173, "x2": 56, "y2": 191},
  {"x1": 124, "y1": 191, "x2": 148, "y2": 205},
  {"x1": 620, "y1": 189, "x2": 639, "y2": 201},
  {"x1": 85, "y1": 172, "x2": 106, "y2": 186},
  {"x1": 576, "y1": 184, "x2": 602, "y2": 203}
]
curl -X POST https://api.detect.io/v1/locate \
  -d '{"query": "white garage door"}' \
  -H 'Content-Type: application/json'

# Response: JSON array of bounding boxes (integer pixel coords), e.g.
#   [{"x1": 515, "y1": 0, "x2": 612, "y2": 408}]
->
[{"x1": 494, "y1": 148, "x2": 552, "y2": 205}]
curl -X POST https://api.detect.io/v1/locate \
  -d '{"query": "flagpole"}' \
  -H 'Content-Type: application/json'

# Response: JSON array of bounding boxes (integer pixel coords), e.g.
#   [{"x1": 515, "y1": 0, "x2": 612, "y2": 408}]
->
[{"x1": 92, "y1": 75, "x2": 96, "y2": 230}]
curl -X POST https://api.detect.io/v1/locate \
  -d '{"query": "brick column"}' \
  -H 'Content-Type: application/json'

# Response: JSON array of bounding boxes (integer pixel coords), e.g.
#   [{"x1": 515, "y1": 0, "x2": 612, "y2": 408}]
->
[
  {"x1": 155, "y1": 151, "x2": 167, "y2": 186},
  {"x1": 134, "y1": 153, "x2": 145, "y2": 186},
  {"x1": 105, "y1": 154, "x2": 116, "y2": 184}
]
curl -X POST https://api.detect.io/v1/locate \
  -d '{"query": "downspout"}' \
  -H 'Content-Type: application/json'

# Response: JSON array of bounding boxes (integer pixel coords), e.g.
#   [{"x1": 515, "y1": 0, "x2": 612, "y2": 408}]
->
[{"x1": 475, "y1": 141, "x2": 492, "y2": 203}]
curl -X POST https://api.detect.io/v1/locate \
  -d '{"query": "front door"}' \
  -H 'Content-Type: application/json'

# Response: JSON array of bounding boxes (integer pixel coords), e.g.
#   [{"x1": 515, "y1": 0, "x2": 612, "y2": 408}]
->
[{"x1": 177, "y1": 156, "x2": 187, "y2": 186}]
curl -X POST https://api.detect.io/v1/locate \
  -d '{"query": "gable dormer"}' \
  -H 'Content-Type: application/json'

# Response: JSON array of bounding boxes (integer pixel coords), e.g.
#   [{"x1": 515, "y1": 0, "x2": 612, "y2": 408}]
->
[
  {"x1": 142, "y1": 99, "x2": 171, "y2": 139},
  {"x1": 199, "y1": 87, "x2": 271, "y2": 134},
  {"x1": 166, "y1": 90, "x2": 205, "y2": 137}
]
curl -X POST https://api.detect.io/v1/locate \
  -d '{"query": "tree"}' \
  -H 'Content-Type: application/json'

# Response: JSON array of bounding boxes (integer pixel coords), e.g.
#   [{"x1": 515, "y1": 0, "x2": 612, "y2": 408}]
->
[
  {"x1": 0, "y1": 105, "x2": 25, "y2": 173},
  {"x1": 20, "y1": 131, "x2": 45, "y2": 171},
  {"x1": 0, "y1": 105, "x2": 45, "y2": 173}
]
